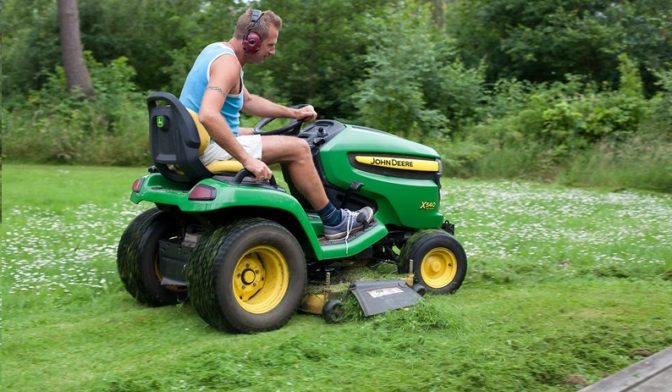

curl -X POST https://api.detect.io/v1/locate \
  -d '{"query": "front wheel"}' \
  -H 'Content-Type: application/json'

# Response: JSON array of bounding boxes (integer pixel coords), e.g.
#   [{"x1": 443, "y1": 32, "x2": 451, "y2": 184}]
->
[
  {"x1": 398, "y1": 230, "x2": 467, "y2": 294},
  {"x1": 187, "y1": 218, "x2": 307, "y2": 333}
]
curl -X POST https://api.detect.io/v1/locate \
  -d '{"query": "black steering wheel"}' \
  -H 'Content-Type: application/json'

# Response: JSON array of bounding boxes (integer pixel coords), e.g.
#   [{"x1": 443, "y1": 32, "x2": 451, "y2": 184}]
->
[{"x1": 253, "y1": 104, "x2": 310, "y2": 136}]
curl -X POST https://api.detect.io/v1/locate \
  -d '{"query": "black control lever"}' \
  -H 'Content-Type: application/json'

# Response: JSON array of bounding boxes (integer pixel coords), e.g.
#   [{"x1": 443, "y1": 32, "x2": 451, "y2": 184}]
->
[{"x1": 232, "y1": 168, "x2": 277, "y2": 187}]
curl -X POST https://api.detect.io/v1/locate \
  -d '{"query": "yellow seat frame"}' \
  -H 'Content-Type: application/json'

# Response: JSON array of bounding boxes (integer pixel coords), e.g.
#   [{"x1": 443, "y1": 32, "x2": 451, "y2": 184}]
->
[{"x1": 187, "y1": 109, "x2": 244, "y2": 173}]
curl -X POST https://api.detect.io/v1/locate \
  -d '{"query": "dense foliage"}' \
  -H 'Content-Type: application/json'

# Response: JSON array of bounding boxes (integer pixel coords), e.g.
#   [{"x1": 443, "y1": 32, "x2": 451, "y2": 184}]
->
[{"x1": 2, "y1": 0, "x2": 671, "y2": 191}]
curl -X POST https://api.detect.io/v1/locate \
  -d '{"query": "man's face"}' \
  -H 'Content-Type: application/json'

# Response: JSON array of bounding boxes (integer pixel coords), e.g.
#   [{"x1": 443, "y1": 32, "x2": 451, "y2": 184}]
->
[{"x1": 254, "y1": 26, "x2": 278, "y2": 63}]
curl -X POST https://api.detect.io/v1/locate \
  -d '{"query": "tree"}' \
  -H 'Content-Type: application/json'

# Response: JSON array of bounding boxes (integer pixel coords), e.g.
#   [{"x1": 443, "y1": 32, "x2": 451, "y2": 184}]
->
[
  {"x1": 253, "y1": 0, "x2": 388, "y2": 118},
  {"x1": 356, "y1": 3, "x2": 447, "y2": 136},
  {"x1": 355, "y1": 1, "x2": 486, "y2": 137},
  {"x1": 78, "y1": 0, "x2": 215, "y2": 92},
  {"x1": 58, "y1": 0, "x2": 93, "y2": 97},
  {"x1": 447, "y1": 0, "x2": 672, "y2": 94},
  {"x1": 1, "y1": 0, "x2": 62, "y2": 98}
]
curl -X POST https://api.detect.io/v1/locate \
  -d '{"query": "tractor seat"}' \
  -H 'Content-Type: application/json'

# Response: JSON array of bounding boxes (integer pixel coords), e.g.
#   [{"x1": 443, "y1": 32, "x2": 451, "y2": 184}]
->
[{"x1": 148, "y1": 91, "x2": 243, "y2": 184}]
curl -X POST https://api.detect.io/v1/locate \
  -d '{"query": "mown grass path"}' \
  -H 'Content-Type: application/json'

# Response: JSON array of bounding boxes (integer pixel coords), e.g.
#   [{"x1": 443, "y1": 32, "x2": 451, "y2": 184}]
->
[{"x1": 2, "y1": 164, "x2": 671, "y2": 391}]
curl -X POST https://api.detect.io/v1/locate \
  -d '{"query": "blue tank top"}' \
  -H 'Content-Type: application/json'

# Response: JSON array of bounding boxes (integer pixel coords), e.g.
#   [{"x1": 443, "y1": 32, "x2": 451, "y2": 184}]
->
[{"x1": 179, "y1": 43, "x2": 244, "y2": 136}]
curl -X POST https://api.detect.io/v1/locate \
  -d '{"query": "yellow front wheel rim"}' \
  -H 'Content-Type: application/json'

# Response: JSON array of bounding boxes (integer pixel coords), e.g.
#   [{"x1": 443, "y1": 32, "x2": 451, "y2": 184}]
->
[
  {"x1": 420, "y1": 247, "x2": 458, "y2": 289},
  {"x1": 232, "y1": 245, "x2": 289, "y2": 314}
]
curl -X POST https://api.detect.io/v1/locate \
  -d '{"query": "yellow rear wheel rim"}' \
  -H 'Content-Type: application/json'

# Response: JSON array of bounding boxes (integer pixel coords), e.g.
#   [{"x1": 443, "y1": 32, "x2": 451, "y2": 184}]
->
[
  {"x1": 232, "y1": 245, "x2": 289, "y2": 314},
  {"x1": 420, "y1": 247, "x2": 457, "y2": 289}
]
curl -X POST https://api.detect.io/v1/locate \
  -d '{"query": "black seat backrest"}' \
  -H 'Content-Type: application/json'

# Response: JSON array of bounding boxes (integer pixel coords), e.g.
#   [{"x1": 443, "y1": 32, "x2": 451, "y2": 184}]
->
[{"x1": 147, "y1": 92, "x2": 212, "y2": 184}]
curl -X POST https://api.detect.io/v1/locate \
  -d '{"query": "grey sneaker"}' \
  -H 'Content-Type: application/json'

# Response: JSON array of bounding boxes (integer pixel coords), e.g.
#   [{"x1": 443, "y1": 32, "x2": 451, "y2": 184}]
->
[{"x1": 324, "y1": 207, "x2": 374, "y2": 240}]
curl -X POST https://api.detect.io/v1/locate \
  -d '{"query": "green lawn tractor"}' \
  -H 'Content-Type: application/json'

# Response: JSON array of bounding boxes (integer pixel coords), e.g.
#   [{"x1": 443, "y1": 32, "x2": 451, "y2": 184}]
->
[{"x1": 117, "y1": 92, "x2": 467, "y2": 333}]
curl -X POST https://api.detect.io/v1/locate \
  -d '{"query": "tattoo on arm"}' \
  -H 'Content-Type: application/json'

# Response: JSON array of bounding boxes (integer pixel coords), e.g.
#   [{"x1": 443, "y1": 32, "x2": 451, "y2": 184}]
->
[{"x1": 207, "y1": 86, "x2": 225, "y2": 96}]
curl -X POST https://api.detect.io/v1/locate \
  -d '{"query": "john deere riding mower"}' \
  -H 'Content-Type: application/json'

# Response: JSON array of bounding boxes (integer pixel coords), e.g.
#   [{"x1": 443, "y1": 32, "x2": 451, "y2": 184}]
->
[{"x1": 116, "y1": 92, "x2": 467, "y2": 333}]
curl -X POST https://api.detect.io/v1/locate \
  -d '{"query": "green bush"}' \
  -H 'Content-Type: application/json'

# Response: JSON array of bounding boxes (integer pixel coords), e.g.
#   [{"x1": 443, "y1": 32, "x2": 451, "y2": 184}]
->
[
  {"x1": 453, "y1": 55, "x2": 654, "y2": 180},
  {"x1": 355, "y1": 2, "x2": 486, "y2": 138},
  {"x1": 480, "y1": 77, "x2": 646, "y2": 154},
  {"x1": 558, "y1": 88, "x2": 672, "y2": 193},
  {"x1": 355, "y1": 4, "x2": 448, "y2": 138},
  {"x1": 4, "y1": 54, "x2": 149, "y2": 166},
  {"x1": 555, "y1": 57, "x2": 672, "y2": 192}
]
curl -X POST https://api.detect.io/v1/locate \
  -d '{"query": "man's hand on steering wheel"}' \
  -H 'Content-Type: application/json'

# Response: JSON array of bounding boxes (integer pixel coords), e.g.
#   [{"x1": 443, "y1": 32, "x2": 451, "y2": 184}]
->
[
  {"x1": 253, "y1": 104, "x2": 316, "y2": 136},
  {"x1": 293, "y1": 105, "x2": 317, "y2": 122}
]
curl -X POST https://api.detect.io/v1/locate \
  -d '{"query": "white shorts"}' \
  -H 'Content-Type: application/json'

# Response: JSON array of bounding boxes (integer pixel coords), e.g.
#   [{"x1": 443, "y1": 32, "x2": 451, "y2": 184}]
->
[{"x1": 200, "y1": 135, "x2": 262, "y2": 166}]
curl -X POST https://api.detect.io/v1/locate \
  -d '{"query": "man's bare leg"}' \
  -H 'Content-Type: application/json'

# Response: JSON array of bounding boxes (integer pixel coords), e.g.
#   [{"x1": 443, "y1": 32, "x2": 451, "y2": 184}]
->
[
  {"x1": 260, "y1": 135, "x2": 329, "y2": 210},
  {"x1": 260, "y1": 135, "x2": 375, "y2": 237}
]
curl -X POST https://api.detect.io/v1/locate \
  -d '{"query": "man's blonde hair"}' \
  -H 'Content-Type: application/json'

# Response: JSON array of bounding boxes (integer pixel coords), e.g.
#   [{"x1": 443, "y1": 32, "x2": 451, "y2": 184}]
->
[{"x1": 234, "y1": 9, "x2": 282, "y2": 41}]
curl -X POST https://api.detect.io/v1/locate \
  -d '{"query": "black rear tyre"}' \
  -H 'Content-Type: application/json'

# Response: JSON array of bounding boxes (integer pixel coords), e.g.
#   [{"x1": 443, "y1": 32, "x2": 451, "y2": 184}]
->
[
  {"x1": 116, "y1": 208, "x2": 187, "y2": 306},
  {"x1": 398, "y1": 230, "x2": 467, "y2": 294},
  {"x1": 187, "y1": 218, "x2": 307, "y2": 333}
]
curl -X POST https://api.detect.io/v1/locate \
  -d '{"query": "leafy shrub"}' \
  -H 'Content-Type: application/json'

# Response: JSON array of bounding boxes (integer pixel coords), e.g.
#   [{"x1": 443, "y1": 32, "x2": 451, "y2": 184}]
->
[
  {"x1": 355, "y1": 2, "x2": 486, "y2": 138},
  {"x1": 355, "y1": 5, "x2": 448, "y2": 139},
  {"x1": 455, "y1": 55, "x2": 653, "y2": 179},
  {"x1": 4, "y1": 54, "x2": 149, "y2": 166},
  {"x1": 485, "y1": 75, "x2": 645, "y2": 152}
]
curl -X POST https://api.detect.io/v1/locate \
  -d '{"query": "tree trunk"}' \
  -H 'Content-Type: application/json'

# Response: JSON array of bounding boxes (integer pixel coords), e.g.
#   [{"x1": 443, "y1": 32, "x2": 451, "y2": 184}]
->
[
  {"x1": 58, "y1": 0, "x2": 93, "y2": 98},
  {"x1": 431, "y1": 0, "x2": 445, "y2": 29}
]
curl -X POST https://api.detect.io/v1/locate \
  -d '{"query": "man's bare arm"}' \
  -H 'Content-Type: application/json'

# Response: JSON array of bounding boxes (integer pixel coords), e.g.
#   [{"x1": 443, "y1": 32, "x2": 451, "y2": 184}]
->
[
  {"x1": 198, "y1": 56, "x2": 272, "y2": 179},
  {"x1": 242, "y1": 87, "x2": 317, "y2": 121}
]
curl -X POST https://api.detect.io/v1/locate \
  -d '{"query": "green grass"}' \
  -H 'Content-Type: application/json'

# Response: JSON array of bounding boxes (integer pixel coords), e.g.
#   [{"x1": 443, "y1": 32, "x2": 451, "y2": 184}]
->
[{"x1": 2, "y1": 164, "x2": 671, "y2": 391}]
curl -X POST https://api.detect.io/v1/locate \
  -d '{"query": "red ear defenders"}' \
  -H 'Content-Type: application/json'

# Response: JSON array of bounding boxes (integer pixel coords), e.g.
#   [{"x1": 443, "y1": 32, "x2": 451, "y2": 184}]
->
[{"x1": 243, "y1": 9, "x2": 264, "y2": 53}]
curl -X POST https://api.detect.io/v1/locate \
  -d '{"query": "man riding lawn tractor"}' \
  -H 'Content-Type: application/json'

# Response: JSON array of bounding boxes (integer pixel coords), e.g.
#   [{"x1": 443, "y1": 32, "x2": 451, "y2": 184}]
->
[{"x1": 116, "y1": 8, "x2": 467, "y2": 333}]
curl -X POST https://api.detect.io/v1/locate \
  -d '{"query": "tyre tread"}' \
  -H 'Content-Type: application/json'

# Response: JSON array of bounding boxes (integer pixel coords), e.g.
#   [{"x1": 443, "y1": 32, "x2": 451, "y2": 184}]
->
[{"x1": 187, "y1": 218, "x2": 306, "y2": 333}]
